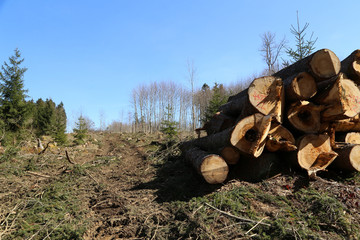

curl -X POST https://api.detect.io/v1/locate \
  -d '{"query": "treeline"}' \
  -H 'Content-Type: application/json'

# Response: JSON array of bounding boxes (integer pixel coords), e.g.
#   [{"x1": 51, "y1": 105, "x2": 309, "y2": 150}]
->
[
  {"x1": 129, "y1": 79, "x2": 250, "y2": 133},
  {"x1": 0, "y1": 49, "x2": 67, "y2": 146}
]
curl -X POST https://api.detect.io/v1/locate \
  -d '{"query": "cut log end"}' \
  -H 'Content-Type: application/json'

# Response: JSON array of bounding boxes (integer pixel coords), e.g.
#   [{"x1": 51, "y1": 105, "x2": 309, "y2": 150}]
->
[
  {"x1": 248, "y1": 76, "x2": 284, "y2": 123},
  {"x1": 310, "y1": 49, "x2": 341, "y2": 79},
  {"x1": 291, "y1": 72, "x2": 317, "y2": 100},
  {"x1": 230, "y1": 113, "x2": 272, "y2": 157},
  {"x1": 288, "y1": 101, "x2": 323, "y2": 133},
  {"x1": 333, "y1": 144, "x2": 360, "y2": 172},
  {"x1": 200, "y1": 154, "x2": 229, "y2": 184},
  {"x1": 297, "y1": 134, "x2": 337, "y2": 173},
  {"x1": 220, "y1": 146, "x2": 241, "y2": 165}
]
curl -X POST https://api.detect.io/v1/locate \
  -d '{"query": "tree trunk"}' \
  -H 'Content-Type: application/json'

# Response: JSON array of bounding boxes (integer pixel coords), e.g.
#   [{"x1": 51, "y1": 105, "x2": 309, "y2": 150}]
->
[
  {"x1": 330, "y1": 115, "x2": 360, "y2": 132},
  {"x1": 332, "y1": 144, "x2": 360, "y2": 172},
  {"x1": 341, "y1": 49, "x2": 360, "y2": 84},
  {"x1": 314, "y1": 73, "x2": 360, "y2": 121},
  {"x1": 219, "y1": 76, "x2": 284, "y2": 123},
  {"x1": 266, "y1": 122, "x2": 296, "y2": 152},
  {"x1": 296, "y1": 134, "x2": 338, "y2": 177},
  {"x1": 230, "y1": 113, "x2": 272, "y2": 157},
  {"x1": 284, "y1": 72, "x2": 317, "y2": 102},
  {"x1": 184, "y1": 146, "x2": 229, "y2": 184},
  {"x1": 231, "y1": 153, "x2": 281, "y2": 182},
  {"x1": 200, "y1": 112, "x2": 235, "y2": 135},
  {"x1": 273, "y1": 48, "x2": 341, "y2": 81},
  {"x1": 220, "y1": 146, "x2": 241, "y2": 165},
  {"x1": 287, "y1": 101, "x2": 324, "y2": 133}
]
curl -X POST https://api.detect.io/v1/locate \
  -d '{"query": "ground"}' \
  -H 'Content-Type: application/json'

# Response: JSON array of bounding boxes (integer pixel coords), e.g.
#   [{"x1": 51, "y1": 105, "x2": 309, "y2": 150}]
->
[{"x1": 0, "y1": 132, "x2": 360, "y2": 239}]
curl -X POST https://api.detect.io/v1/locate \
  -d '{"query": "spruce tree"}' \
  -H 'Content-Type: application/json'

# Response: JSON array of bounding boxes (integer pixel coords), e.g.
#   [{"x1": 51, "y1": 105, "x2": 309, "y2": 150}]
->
[
  {"x1": 73, "y1": 115, "x2": 88, "y2": 145},
  {"x1": 0, "y1": 49, "x2": 28, "y2": 132},
  {"x1": 202, "y1": 83, "x2": 228, "y2": 124},
  {"x1": 54, "y1": 102, "x2": 67, "y2": 144},
  {"x1": 160, "y1": 105, "x2": 178, "y2": 140}
]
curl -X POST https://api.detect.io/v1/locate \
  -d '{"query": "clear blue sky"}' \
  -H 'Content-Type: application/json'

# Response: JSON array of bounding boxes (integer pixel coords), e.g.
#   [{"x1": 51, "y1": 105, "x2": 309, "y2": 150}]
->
[{"x1": 0, "y1": 0, "x2": 358, "y2": 130}]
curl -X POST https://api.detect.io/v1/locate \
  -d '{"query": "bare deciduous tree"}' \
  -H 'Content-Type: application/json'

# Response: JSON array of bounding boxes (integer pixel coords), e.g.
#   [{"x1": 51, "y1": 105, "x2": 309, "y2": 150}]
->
[{"x1": 260, "y1": 32, "x2": 286, "y2": 74}]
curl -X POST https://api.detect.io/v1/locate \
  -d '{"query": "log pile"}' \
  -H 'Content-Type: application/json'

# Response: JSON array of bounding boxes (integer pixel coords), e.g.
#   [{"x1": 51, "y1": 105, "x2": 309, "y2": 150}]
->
[{"x1": 181, "y1": 49, "x2": 360, "y2": 184}]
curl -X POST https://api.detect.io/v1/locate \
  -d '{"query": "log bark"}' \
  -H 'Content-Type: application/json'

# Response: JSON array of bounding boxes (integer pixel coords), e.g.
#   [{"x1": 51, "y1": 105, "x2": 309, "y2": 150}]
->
[
  {"x1": 199, "y1": 112, "x2": 235, "y2": 135},
  {"x1": 314, "y1": 73, "x2": 360, "y2": 121},
  {"x1": 332, "y1": 144, "x2": 360, "y2": 172},
  {"x1": 296, "y1": 134, "x2": 338, "y2": 177},
  {"x1": 184, "y1": 146, "x2": 229, "y2": 184},
  {"x1": 220, "y1": 146, "x2": 241, "y2": 165},
  {"x1": 273, "y1": 48, "x2": 341, "y2": 81},
  {"x1": 266, "y1": 122, "x2": 296, "y2": 152},
  {"x1": 284, "y1": 72, "x2": 317, "y2": 101},
  {"x1": 330, "y1": 115, "x2": 360, "y2": 132},
  {"x1": 287, "y1": 101, "x2": 324, "y2": 133},
  {"x1": 218, "y1": 76, "x2": 284, "y2": 123},
  {"x1": 230, "y1": 113, "x2": 272, "y2": 157},
  {"x1": 231, "y1": 153, "x2": 281, "y2": 182},
  {"x1": 340, "y1": 49, "x2": 360, "y2": 83}
]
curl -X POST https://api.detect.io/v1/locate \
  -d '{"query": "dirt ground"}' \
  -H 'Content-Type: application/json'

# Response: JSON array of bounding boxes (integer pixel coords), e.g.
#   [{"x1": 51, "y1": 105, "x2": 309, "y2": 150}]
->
[{"x1": 1, "y1": 132, "x2": 360, "y2": 239}]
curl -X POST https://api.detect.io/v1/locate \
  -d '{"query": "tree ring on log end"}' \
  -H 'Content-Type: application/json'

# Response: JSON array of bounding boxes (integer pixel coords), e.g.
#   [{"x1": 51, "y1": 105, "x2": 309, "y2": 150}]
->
[
  {"x1": 293, "y1": 72, "x2": 317, "y2": 99},
  {"x1": 353, "y1": 60, "x2": 360, "y2": 78},
  {"x1": 310, "y1": 49, "x2": 340, "y2": 79},
  {"x1": 245, "y1": 129, "x2": 257, "y2": 142},
  {"x1": 200, "y1": 155, "x2": 229, "y2": 184},
  {"x1": 349, "y1": 145, "x2": 360, "y2": 171},
  {"x1": 288, "y1": 101, "x2": 322, "y2": 133}
]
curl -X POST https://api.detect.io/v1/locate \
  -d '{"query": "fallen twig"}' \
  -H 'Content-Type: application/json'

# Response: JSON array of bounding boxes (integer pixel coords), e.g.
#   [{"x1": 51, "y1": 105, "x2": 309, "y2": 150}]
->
[
  {"x1": 204, "y1": 203, "x2": 271, "y2": 227},
  {"x1": 65, "y1": 150, "x2": 76, "y2": 164},
  {"x1": 26, "y1": 171, "x2": 51, "y2": 178},
  {"x1": 245, "y1": 217, "x2": 268, "y2": 235}
]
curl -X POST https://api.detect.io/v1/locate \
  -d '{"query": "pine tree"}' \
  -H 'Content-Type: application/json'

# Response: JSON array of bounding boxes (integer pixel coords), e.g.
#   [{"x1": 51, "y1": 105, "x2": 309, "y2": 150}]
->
[
  {"x1": 202, "y1": 83, "x2": 228, "y2": 124},
  {"x1": 73, "y1": 115, "x2": 88, "y2": 145},
  {"x1": 0, "y1": 49, "x2": 28, "y2": 132}
]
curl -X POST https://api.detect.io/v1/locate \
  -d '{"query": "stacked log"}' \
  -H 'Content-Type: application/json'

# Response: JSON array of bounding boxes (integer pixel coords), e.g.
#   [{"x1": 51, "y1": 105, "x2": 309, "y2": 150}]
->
[{"x1": 181, "y1": 48, "x2": 360, "y2": 184}]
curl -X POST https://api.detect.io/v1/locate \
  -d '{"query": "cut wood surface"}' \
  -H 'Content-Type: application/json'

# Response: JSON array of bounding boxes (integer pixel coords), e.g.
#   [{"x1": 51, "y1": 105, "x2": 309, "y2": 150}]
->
[
  {"x1": 341, "y1": 49, "x2": 360, "y2": 83},
  {"x1": 332, "y1": 144, "x2": 360, "y2": 172},
  {"x1": 230, "y1": 113, "x2": 272, "y2": 157},
  {"x1": 284, "y1": 72, "x2": 317, "y2": 101},
  {"x1": 331, "y1": 115, "x2": 360, "y2": 132},
  {"x1": 273, "y1": 49, "x2": 340, "y2": 81},
  {"x1": 266, "y1": 122, "x2": 296, "y2": 152},
  {"x1": 337, "y1": 132, "x2": 360, "y2": 144},
  {"x1": 314, "y1": 73, "x2": 360, "y2": 121},
  {"x1": 287, "y1": 101, "x2": 323, "y2": 133},
  {"x1": 184, "y1": 146, "x2": 229, "y2": 184},
  {"x1": 247, "y1": 76, "x2": 284, "y2": 123},
  {"x1": 220, "y1": 146, "x2": 241, "y2": 165},
  {"x1": 296, "y1": 134, "x2": 338, "y2": 176}
]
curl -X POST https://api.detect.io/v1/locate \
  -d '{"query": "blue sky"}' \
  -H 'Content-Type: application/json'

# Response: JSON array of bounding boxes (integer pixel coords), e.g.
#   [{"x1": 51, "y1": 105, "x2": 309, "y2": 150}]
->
[{"x1": 0, "y1": 0, "x2": 358, "y2": 130}]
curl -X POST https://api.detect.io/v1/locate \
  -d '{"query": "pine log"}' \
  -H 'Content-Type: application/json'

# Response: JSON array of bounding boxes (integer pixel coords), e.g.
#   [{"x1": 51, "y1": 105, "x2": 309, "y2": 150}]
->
[
  {"x1": 184, "y1": 146, "x2": 229, "y2": 184},
  {"x1": 340, "y1": 49, "x2": 360, "y2": 83},
  {"x1": 287, "y1": 101, "x2": 324, "y2": 133},
  {"x1": 266, "y1": 122, "x2": 296, "y2": 152},
  {"x1": 284, "y1": 72, "x2": 317, "y2": 101},
  {"x1": 218, "y1": 76, "x2": 284, "y2": 123},
  {"x1": 231, "y1": 153, "x2": 281, "y2": 182},
  {"x1": 220, "y1": 146, "x2": 241, "y2": 165},
  {"x1": 314, "y1": 73, "x2": 360, "y2": 121},
  {"x1": 332, "y1": 144, "x2": 360, "y2": 172},
  {"x1": 230, "y1": 113, "x2": 272, "y2": 157},
  {"x1": 296, "y1": 134, "x2": 338, "y2": 177},
  {"x1": 337, "y1": 132, "x2": 360, "y2": 144},
  {"x1": 273, "y1": 48, "x2": 341, "y2": 81}
]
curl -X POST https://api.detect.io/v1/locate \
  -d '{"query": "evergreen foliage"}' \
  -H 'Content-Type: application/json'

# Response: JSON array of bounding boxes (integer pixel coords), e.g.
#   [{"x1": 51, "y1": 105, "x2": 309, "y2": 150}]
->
[
  {"x1": 0, "y1": 48, "x2": 29, "y2": 132},
  {"x1": 202, "y1": 83, "x2": 228, "y2": 124},
  {"x1": 160, "y1": 105, "x2": 178, "y2": 140},
  {"x1": 73, "y1": 115, "x2": 88, "y2": 145},
  {"x1": 285, "y1": 11, "x2": 317, "y2": 64}
]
